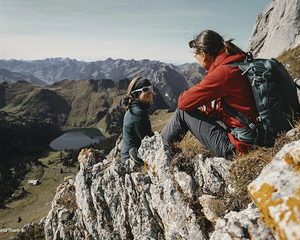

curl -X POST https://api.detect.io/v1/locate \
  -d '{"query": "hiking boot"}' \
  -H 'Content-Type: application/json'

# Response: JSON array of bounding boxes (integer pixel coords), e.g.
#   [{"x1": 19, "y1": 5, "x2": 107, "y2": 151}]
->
[{"x1": 129, "y1": 148, "x2": 144, "y2": 166}]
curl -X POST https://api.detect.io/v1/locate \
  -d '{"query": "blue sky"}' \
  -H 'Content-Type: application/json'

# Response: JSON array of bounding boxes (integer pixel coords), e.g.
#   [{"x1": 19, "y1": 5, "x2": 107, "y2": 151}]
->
[{"x1": 0, "y1": 0, "x2": 270, "y2": 63}]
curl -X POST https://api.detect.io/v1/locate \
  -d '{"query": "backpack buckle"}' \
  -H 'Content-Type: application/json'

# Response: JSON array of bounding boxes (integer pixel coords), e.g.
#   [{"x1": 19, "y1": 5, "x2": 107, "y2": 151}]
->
[
  {"x1": 246, "y1": 52, "x2": 254, "y2": 61},
  {"x1": 256, "y1": 116, "x2": 262, "y2": 122},
  {"x1": 248, "y1": 123, "x2": 256, "y2": 129}
]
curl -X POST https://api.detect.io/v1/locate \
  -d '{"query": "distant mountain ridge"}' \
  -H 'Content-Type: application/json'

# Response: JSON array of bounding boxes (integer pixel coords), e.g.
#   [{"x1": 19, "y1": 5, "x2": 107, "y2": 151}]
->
[
  {"x1": 0, "y1": 79, "x2": 169, "y2": 131},
  {"x1": 0, "y1": 58, "x2": 202, "y2": 110},
  {"x1": 0, "y1": 68, "x2": 47, "y2": 86},
  {"x1": 0, "y1": 57, "x2": 199, "y2": 85}
]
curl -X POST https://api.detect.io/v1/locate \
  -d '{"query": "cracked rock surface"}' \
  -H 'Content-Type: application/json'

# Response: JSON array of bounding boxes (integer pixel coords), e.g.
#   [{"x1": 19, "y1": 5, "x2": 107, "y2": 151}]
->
[
  {"x1": 43, "y1": 133, "x2": 235, "y2": 240},
  {"x1": 248, "y1": 140, "x2": 300, "y2": 240},
  {"x1": 41, "y1": 132, "x2": 297, "y2": 240},
  {"x1": 210, "y1": 204, "x2": 274, "y2": 240},
  {"x1": 247, "y1": 0, "x2": 300, "y2": 58}
]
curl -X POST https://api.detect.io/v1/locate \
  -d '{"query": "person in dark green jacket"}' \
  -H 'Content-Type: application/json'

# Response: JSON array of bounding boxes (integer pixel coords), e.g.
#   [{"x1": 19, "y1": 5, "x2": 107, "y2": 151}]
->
[{"x1": 117, "y1": 76, "x2": 154, "y2": 174}]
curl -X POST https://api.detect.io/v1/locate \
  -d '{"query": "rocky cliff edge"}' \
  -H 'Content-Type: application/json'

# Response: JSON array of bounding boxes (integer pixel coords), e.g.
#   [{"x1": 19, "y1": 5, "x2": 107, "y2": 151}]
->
[
  {"x1": 247, "y1": 0, "x2": 300, "y2": 58},
  {"x1": 17, "y1": 129, "x2": 300, "y2": 240}
]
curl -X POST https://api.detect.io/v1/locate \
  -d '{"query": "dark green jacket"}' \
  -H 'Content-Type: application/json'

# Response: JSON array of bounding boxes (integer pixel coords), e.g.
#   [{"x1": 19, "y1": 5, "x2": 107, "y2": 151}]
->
[{"x1": 121, "y1": 100, "x2": 154, "y2": 160}]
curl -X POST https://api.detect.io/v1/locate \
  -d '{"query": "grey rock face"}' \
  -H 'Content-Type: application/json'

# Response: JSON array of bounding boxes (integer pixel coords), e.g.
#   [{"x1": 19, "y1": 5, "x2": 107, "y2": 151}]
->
[
  {"x1": 44, "y1": 133, "x2": 237, "y2": 240},
  {"x1": 174, "y1": 171, "x2": 196, "y2": 198},
  {"x1": 247, "y1": 0, "x2": 300, "y2": 58},
  {"x1": 43, "y1": 176, "x2": 85, "y2": 239},
  {"x1": 210, "y1": 204, "x2": 274, "y2": 240},
  {"x1": 248, "y1": 140, "x2": 300, "y2": 240},
  {"x1": 43, "y1": 132, "x2": 288, "y2": 240},
  {"x1": 27, "y1": 126, "x2": 300, "y2": 240},
  {"x1": 194, "y1": 155, "x2": 232, "y2": 197}
]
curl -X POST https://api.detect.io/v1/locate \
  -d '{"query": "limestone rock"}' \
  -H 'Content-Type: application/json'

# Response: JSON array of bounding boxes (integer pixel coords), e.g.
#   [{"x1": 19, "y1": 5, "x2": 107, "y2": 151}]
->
[
  {"x1": 43, "y1": 133, "x2": 234, "y2": 239},
  {"x1": 247, "y1": 0, "x2": 300, "y2": 58},
  {"x1": 174, "y1": 171, "x2": 196, "y2": 198},
  {"x1": 198, "y1": 195, "x2": 223, "y2": 223},
  {"x1": 248, "y1": 140, "x2": 300, "y2": 240},
  {"x1": 210, "y1": 204, "x2": 274, "y2": 240},
  {"x1": 43, "y1": 176, "x2": 85, "y2": 240},
  {"x1": 43, "y1": 131, "x2": 295, "y2": 240},
  {"x1": 44, "y1": 133, "x2": 212, "y2": 240},
  {"x1": 194, "y1": 155, "x2": 232, "y2": 196}
]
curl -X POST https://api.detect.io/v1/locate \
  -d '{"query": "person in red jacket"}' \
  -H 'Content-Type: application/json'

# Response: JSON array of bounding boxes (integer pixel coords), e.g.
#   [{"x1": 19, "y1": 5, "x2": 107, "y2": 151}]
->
[{"x1": 161, "y1": 30, "x2": 261, "y2": 159}]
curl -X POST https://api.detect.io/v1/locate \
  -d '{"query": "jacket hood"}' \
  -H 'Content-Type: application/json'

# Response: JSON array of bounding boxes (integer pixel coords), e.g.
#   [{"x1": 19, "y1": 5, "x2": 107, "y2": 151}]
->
[{"x1": 208, "y1": 50, "x2": 246, "y2": 73}]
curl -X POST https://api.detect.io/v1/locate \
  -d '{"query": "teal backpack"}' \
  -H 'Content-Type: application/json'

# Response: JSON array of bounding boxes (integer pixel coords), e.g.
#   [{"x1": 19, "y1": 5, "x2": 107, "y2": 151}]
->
[{"x1": 224, "y1": 53, "x2": 300, "y2": 147}]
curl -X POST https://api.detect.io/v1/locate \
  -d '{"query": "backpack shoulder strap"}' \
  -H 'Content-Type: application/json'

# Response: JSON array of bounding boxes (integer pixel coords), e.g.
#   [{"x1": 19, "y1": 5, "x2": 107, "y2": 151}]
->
[
  {"x1": 223, "y1": 53, "x2": 257, "y2": 129},
  {"x1": 222, "y1": 99, "x2": 256, "y2": 129}
]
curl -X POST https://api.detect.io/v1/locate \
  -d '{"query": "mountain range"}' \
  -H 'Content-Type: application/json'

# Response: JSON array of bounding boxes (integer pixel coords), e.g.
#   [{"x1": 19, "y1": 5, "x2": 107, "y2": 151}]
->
[
  {"x1": 2, "y1": 0, "x2": 300, "y2": 238},
  {"x1": 0, "y1": 58, "x2": 204, "y2": 111},
  {"x1": 0, "y1": 57, "x2": 201, "y2": 84},
  {"x1": 0, "y1": 68, "x2": 47, "y2": 86},
  {"x1": 0, "y1": 78, "x2": 170, "y2": 131}
]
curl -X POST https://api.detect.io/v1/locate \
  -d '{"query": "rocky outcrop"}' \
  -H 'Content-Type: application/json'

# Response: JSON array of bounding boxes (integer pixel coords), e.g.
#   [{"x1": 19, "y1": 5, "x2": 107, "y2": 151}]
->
[
  {"x1": 43, "y1": 133, "x2": 235, "y2": 239},
  {"x1": 247, "y1": 0, "x2": 300, "y2": 58},
  {"x1": 211, "y1": 204, "x2": 274, "y2": 240},
  {"x1": 248, "y1": 140, "x2": 300, "y2": 240},
  {"x1": 39, "y1": 133, "x2": 300, "y2": 240}
]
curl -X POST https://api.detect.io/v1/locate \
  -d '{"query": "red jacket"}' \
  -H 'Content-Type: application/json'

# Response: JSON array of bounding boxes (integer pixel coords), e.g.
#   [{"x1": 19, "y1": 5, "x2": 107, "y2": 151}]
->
[{"x1": 178, "y1": 51, "x2": 258, "y2": 154}]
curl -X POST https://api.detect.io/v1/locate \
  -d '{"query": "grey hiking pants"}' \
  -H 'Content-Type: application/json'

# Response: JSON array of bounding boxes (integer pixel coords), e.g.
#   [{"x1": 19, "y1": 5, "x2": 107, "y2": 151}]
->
[{"x1": 161, "y1": 109, "x2": 236, "y2": 159}]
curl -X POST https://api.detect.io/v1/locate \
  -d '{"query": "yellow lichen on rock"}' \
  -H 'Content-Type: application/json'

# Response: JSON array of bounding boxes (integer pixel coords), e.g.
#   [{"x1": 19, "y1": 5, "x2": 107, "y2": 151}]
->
[
  {"x1": 286, "y1": 188, "x2": 300, "y2": 223},
  {"x1": 250, "y1": 183, "x2": 286, "y2": 239},
  {"x1": 284, "y1": 148, "x2": 300, "y2": 173},
  {"x1": 248, "y1": 140, "x2": 300, "y2": 240}
]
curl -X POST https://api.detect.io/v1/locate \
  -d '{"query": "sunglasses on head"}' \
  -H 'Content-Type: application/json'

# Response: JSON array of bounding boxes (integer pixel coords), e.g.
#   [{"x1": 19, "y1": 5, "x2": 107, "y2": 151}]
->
[{"x1": 131, "y1": 85, "x2": 153, "y2": 94}]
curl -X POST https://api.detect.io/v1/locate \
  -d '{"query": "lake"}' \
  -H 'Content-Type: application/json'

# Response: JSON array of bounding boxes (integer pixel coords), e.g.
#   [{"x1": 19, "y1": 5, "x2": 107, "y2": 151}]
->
[{"x1": 50, "y1": 128, "x2": 105, "y2": 150}]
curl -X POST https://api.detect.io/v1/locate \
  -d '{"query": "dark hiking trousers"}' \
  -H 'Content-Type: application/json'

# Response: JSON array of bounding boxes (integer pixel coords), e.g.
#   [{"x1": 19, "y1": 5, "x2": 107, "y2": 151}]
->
[{"x1": 161, "y1": 109, "x2": 236, "y2": 159}]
